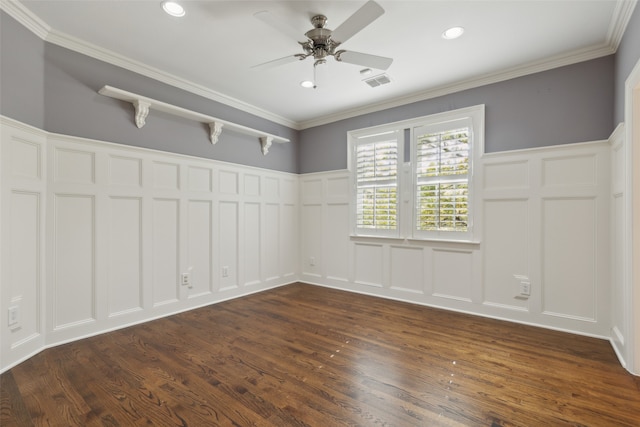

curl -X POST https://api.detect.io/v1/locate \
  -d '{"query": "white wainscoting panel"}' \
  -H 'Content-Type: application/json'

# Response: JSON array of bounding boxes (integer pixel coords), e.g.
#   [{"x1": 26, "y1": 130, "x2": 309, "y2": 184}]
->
[
  {"x1": 432, "y1": 248, "x2": 473, "y2": 302},
  {"x1": 243, "y1": 202, "x2": 261, "y2": 286},
  {"x1": 390, "y1": 246, "x2": 424, "y2": 294},
  {"x1": 483, "y1": 199, "x2": 530, "y2": 311},
  {"x1": 9, "y1": 191, "x2": 42, "y2": 343},
  {"x1": 354, "y1": 243, "x2": 384, "y2": 287},
  {"x1": 53, "y1": 194, "x2": 96, "y2": 328},
  {"x1": 109, "y1": 155, "x2": 142, "y2": 187},
  {"x1": 1, "y1": 119, "x2": 47, "y2": 369},
  {"x1": 325, "y1": 204, "x2": 350, "y2": 282},
  {"x1": 152, "y1": 198, "x2": 180, "y2": 306},
  {"x1": 187, "y1": 200, "x2": 213, "y2": 297},
  {"x1": 0, "y1": 116, "x2": 300, "y2": 373},
  {"x1": 108, "y1": 196, "x2": 143, "y2": 316}
]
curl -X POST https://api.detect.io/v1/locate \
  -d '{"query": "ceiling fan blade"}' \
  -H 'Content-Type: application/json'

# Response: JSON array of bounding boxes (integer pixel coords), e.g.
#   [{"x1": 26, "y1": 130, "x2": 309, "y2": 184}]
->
[
  {"x1": 331, "y1": 0, "x2": 384, "y2": 44},
  {"x1": 251, "y1": 55, "x2": 300, "y2": 70},
  {"x1": 336, "y1": 51, "x2": 393, "y2": 70},
  {"x1": 254, "y1": 10, "x2": 305, "y2": 42}
]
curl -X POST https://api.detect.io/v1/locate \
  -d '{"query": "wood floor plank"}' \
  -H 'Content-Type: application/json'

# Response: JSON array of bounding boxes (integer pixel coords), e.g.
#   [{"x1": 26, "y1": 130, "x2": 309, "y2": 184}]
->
[{"x1": 2, "y1": 283, "x2": 639, "y2": 426}]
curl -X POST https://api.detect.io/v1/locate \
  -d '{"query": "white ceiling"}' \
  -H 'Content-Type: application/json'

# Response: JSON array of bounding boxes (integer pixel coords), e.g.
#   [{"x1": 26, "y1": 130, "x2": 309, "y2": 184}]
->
[{"x1": 6, "y1": 0, "x2": 636, "y2": 129}]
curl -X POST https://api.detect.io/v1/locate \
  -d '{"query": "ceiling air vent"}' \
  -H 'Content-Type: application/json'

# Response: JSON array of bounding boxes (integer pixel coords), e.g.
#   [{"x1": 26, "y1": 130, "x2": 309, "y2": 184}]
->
[{"x1": 363, "y1": 74, "x2": 391, "y2": 88}]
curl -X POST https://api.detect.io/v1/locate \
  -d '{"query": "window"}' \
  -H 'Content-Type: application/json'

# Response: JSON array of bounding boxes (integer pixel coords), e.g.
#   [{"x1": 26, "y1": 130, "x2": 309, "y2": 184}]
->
[
  {"x1": 349, "y1": 105, "x2": 483, "y2": 242},
  {"x1": 352, "y1": 130, "x2": 402, "y2": 237},
  {"x1": 414, "y1": 119, "x2": 472, "y2": 239}
]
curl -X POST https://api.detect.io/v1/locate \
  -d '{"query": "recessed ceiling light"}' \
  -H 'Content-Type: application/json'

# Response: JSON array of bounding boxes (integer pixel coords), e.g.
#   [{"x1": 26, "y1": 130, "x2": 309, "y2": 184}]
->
[
  {"x1": 300, "y1": 80, "x2": 315, "y2": 89},
  {"x1": 442, "y1": 26, "x2": 464, "y2": 40},
  {"x1": 162, "y1": 1, "x2": 185, "y2": 17}
]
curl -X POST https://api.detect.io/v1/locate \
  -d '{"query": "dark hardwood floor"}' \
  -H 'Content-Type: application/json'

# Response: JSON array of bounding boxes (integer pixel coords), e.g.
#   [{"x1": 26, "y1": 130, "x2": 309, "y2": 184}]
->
[{"x1": 2, "y1": 283, "x2": 639, "y2": 426}]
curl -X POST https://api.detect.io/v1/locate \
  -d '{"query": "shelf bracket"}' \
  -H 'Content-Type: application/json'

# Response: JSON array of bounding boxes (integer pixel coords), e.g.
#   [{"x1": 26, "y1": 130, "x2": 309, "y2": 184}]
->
[
  {"x1": 133, "y1": 100, "x2": 151, "y2": 129},
  {"x1": 260, "y1": 136, "x2": 273, "y2": 156},
  {"x1": 209, "y1": 122, "x2": 223, "y2": 145}
]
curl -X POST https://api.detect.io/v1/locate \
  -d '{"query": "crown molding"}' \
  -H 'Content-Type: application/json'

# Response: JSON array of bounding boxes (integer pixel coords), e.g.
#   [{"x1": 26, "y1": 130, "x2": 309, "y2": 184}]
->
[
  {"x1": 607, "y1": 0, "x2": 638, "y2": 50},
  {"x1": 0, "y1": 0, "x2": 49, "y2": 38}
]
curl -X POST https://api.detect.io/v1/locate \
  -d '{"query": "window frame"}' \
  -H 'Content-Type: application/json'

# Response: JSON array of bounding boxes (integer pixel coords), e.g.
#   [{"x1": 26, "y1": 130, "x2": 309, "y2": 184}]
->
[
  {"x1": 349, "y1": 129, "x2": 403, "y2": 238},
  {"x1": 348, "y1": 105, "x2": 484, "y2": 242}
]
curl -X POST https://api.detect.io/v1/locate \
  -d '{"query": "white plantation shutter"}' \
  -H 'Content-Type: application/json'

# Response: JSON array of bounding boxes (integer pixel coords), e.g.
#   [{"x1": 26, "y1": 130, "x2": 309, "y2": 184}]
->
[
  {"x1": 414, "y1": 119, "x2": 472, "y2": 237},
  {"x1": 353, "y1": 131, "x2": 400, "y2": 236}
]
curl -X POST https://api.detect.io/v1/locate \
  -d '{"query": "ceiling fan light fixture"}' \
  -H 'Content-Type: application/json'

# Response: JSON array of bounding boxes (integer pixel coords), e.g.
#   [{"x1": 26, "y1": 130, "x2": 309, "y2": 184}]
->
[
  {"x1": 442, "y1": 26, "x2": 464, "y2": 40},
  {"x1": 162, "y1": 1, "x2": 185, "y2": 17},
  {"x1": 300, "y1": 80, "x2": 315, "y2": 89}
]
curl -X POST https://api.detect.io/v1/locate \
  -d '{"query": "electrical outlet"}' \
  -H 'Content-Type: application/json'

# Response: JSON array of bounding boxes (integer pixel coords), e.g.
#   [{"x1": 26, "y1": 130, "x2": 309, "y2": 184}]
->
[
  {"x1": 309, "y1": 257, "x2": 316, "y2": 266},
  {"x1": 8, "y1": 306, "x2": 19, "y2": 327},
  {"x1": 520, "y1": 281, "x2": 531, "y2": 296},
  {"x1": 180, "y1": 273, "x2": 190, "y2": 286},
  {"x1": 222, "y1": 266, "x2": 229, "y2": 277}
]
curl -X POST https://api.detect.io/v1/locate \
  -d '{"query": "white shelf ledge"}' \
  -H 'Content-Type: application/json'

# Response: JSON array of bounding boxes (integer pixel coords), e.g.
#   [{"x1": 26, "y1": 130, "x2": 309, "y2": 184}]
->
[{"x1": 98, "y1": 85, "x2": 289, "y2": 155}]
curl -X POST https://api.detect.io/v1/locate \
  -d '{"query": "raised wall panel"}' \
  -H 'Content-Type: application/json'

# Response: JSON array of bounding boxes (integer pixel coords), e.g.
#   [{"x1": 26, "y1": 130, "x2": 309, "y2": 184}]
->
[
  {"x1": 219, "y1": 201, "x2": 238, "y2": 290},
  {"x1": 281, "y1": 204, "x2": 297, "y2": 277},
  {"x1": 54, "y1": 195, "x2": 95, "y2": 328},
  {"x1": 187, "y1": 200, "x2": 212, "y2": 296},
  {"x1": 188, "y1": 166, "x2": 212, "y2": 192},
  {"x1": 301, "y1": 204, "x2": 322, "y2": 277},
  {"x1": 327, "y1": 177, "x2": 349, "y2": 201},
  {"x1": 483, "y1": 199, "x2": 529, "y2": 310},
  {"x1": 244, "y1": 174, "x2": 260, "y2": 197},
  {"x1": 354, "y1": 243, "x2": 383, "y2": 287},
  {"x1": 10, "y1": 191, "x2": 40, "y2": 340},
  {"x1": 152, "y1": 199, "x2": 179, "y2": 306},
  {"x1": 484, "y1": 161, "x2": 528, "y2": 190},
  {"x1": 264, "y1": 177, "x2": 279, "y2": 199},
  {"x1": 612, "y1": 194, "x2": 625, "y2": 338},
  {"x1": 542, "y1": 198, "x2": 596, "y2": 320},
  {"x1": 219, "y1": 170, "x2": 239, "y2": 195},
  {"x1": 153, "y1": 162, "x2": 179, "y2": 190},
  {"x1": 264, "y1": 203, "x2": 280, "y2": 280},
  {"x1": 108, "y1": 197, "x2": 142, "y2": 316},
  {"x1": 302, "y1": 179, "x2": 322, "y2": 204},
  {"x1": 542, "y1": 155, "x2": 596, "y2": 187},
  {"x1": 432, "y1": 249, "x2": 472, "y2": 302},
  {"x1": 325, "y1": 204, "x2": 349, "y2": 282},
  {"x1": 11, "y1": 138, "x2": 41, "y2": 180},
  {"x1": 109, "y1": 155, "x2": 141, "y2": 187},
  {"x1": 243, "y1": 202, "x2": 261, "y2": 286},
  {"x1": 390, "y1": 246, "x2": 424, "y2": 294},
  {"x1": 55, "y1": 148, "x2": 95, "y2": 184},
  {"x1": 282, "y1": 179, "x2": 296, "y2": 204}
]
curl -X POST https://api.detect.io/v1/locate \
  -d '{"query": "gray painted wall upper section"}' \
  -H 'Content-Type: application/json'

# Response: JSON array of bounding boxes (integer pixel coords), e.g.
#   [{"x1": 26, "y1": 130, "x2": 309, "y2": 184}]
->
[
  {"x1": 614, "y1": 4, "x2": 640, "y2": 125},
  {"x1": 0, "y1": 12, "x2": 45, "y2": 128},
  {"x1": 299, "y1": 56, "x2": 614, "y2": 173},
  {"x1": 1, "y1": 12, "x2": 299, "y2": 173}
]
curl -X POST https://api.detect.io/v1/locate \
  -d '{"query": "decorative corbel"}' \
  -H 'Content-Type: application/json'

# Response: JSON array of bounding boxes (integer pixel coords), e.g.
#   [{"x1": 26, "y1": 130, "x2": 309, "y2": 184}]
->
[
  {"x1": 133, "y1": 100, "x2": 151, "y2": 128},
  {"x1": 260, "y1": 136, "x2": 273, "y2": 155},
  {"x1": 209, "y1": 122, "x2": 223, "y2": 144}
]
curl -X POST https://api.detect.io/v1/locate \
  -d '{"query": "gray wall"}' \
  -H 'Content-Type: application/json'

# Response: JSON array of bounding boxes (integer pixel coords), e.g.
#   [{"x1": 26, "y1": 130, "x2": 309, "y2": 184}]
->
[
  {"x1": 1, "y1": 12, "x2": 299, "y2": 173},
  {"x1": 0, "y1": 12, "x2": 45, "y2": 129},
  {"x1": 299, "y1": 56, "x2": 614, "y2": 173},
  {"x1": 614, "y1": 4, "x2": 640, "y2": 125}
]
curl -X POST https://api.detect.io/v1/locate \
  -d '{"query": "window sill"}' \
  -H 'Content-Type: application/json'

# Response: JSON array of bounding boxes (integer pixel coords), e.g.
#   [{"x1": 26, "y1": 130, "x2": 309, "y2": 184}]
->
[{"x1": 350, "y1": 234, "x2": 481, "y2": 246}]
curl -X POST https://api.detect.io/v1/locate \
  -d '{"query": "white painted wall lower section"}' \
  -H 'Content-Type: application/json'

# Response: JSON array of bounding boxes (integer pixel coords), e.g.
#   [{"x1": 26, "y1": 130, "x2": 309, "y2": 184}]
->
[
  {"x1": 300, "y1": 140, "x2": 612, "y2": 339},
  {"x1": 0, "y1": 116, "x2": 298, "y2": 372}
]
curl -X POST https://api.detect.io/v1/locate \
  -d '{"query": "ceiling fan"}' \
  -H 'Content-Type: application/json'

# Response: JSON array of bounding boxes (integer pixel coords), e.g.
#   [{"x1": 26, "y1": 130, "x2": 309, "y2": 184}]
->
[{"x1": 253, "y1": 0, "x2": 393, "y2": 81}]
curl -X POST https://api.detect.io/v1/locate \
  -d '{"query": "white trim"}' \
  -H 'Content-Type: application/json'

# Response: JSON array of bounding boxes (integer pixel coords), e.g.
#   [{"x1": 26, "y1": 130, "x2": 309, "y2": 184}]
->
[{"x1": 623, "y1": 56, "x2": 640, "y2": 375}]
